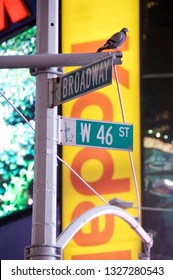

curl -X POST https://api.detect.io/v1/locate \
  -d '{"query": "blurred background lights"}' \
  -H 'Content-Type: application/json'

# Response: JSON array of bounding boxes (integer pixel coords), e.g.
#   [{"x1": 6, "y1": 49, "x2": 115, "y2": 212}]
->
[{"x1": 156, "y1": 132, "x2": 161, "y2": 138}]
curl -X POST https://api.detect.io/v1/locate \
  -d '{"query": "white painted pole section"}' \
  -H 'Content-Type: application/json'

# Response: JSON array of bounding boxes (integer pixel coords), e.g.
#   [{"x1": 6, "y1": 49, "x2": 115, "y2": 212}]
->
[
  {"x1": 56, "y1": 205, "x2": 152, "y2": 250},
  {"x1": 30, "y1": 0, "x2": 58, "y2": 258}
]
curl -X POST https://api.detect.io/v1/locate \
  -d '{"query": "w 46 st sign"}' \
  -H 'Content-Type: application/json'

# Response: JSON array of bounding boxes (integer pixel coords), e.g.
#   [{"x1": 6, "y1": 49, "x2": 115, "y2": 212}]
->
[{"x1": 57, "y1": 116, "x2": 133, "y2": 151}]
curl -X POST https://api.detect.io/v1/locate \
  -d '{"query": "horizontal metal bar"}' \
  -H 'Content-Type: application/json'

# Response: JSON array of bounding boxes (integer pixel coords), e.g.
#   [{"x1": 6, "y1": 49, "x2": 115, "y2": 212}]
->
[
  {"x1": 0, "y1": 52, "x2": 122, "y2": 69},
  {"x1": 142, "y1": 72, "x2": 173, "y2": 79}
]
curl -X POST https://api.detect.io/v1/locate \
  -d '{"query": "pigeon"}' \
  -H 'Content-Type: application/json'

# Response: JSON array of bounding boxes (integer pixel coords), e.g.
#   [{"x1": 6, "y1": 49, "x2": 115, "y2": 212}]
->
[{"x1": 97, "y1": 27, "x2": 129, "y2": 52}]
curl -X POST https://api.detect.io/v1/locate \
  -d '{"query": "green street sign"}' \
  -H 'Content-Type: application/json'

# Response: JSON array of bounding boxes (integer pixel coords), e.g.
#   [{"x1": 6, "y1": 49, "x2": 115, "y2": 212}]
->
[
  {"x1": 53, "y1": 56, "x2": 112, "y2": 105},
  {"x1": 58, "y1": 116, "x2": 133, "y2": 151}
]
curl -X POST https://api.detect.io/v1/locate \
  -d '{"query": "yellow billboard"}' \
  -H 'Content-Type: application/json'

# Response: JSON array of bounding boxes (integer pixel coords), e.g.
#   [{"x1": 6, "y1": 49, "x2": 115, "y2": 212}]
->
[{"x1": 61, "y1": 0, "x2": 140, "y2": 260}]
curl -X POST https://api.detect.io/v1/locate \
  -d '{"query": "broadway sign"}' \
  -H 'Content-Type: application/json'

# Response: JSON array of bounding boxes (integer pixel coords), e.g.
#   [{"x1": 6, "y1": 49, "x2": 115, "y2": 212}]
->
[{"x1": 52, "y1": 56, "x2": 113, "y2": 106}]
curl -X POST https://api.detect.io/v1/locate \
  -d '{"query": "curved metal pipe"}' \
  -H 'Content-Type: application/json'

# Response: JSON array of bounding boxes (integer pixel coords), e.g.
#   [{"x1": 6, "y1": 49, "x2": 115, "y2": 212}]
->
[{"x1": 56, "y1": 205, "x2": 153, "y2": 250}]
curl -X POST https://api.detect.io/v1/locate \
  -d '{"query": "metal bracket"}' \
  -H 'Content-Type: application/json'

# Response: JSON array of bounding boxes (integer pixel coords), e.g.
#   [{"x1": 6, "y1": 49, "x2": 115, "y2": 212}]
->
[
  {"x1": 111, "y1": 51, "x2": 123, "y2": 65},
  {"x1": 139, "y1": 232, "x2": 153, "y2": 260},
  {"x1": 25, "y1": 245, "x2": 62, "y2": 260},
  {"x1": 48, "y1": 77, "x2": 61, "y2": 108},
  {"x1": 30, "y1": 67, "x2": 63, "y2": 76},
  {"x1": 30, "y1": 67, "x2": 63, "y2": 108}
]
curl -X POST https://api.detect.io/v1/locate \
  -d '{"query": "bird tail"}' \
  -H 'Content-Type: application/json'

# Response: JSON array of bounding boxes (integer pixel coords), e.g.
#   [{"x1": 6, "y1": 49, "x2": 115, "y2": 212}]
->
[
  {"x1": 97, "y1": 44, "x2": 109, "y2": 52},
  {"x1": 97, "y1": 47, "x2": 102, "y2": 52}
]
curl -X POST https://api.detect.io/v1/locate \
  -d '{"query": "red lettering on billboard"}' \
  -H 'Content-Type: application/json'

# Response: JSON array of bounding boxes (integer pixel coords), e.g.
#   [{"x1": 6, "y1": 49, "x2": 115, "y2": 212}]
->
[
  {"x1": 0, "y1": 0, "x2": 31, "y2": 31},
  {"x1": 62, "y1": 38, "x2": 133, "y2": 259},
  {"x1": 71, "y1": 148, "x2": 130, "y2": 195},
  {"x1": 71, "y1": 201, "x2": 114, "y2": 246},
  {"x1": 72, "y1": 250, "x2": 131, "y2": 260},
  {"x1": 71, "y1": 92, "x2": 113, "y2": 120}
]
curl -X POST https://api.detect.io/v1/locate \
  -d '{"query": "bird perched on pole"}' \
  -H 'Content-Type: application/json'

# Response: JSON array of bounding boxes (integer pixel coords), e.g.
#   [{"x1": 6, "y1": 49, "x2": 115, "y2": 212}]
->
[{"x1": 97, "y1": 28, "x2": 129, "y2": 52}]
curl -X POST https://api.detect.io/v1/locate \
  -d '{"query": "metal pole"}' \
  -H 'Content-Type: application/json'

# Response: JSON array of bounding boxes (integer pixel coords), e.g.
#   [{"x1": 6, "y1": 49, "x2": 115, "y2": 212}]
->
[
  {"x1": 113, "y1": 65, "x2": 141, "y2": 223},
  {"x1": 0, "y1": 52, "x2": 122, "y2": 68},
  {"x1": 25, "y1": 0, "x2": 60, "y2": 260}
]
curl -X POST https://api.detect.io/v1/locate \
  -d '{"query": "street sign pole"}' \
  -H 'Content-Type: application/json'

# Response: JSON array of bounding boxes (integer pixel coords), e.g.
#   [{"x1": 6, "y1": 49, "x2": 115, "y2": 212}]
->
[
  {"x1": 0, "y1": 1, "x2": 123, "y2": 261},
  {"x1": 25, "y1": 0, "x2": 60, "y2": 260}
]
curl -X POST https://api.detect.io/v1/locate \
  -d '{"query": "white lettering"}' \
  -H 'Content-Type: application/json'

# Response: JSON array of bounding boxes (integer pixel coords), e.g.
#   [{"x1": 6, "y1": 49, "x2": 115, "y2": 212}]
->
[
  {"x1": 81, "y1": 123, "x2": 91, "y2": 143},
  {"x1": 91, "y1": 64, "x2": 100, "y2": 86},
  {"x1": 86, "y1": 68, "x2": 91, "y2": 89},
  {"x1": 97, "y1": 125, "x2": 105, "y2": 144},
  {"x1": 119, "y1": 127, "x2": 130, "y2": 137},
  {"x1": 62, "y1": 77, "x2": 68, "y2": 98},
  {"x1": 97, "y1": 125, "x2": 113, "y2": 145},
  {"x1": 80, "y1": 70, "x2": 86, "y2": 91},
  {"x1": 74, "y1": 72, "x2": 80, "y2": 93},
  {"x1": 103, "y1": 60, "x2": 110, "y2": 81},
  {"x1": 98, "y1": 62, "x2": 104, "y2": 83},
  {"x1": 61, "y1": 59, "x2": 111, "y2": 100},
  {"x1": 69, "y1": 75, "x2": 74, "y2": 96}
]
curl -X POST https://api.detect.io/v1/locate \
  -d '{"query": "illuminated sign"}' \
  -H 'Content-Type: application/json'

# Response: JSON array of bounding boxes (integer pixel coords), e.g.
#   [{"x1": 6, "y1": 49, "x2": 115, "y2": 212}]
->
[
  {"x1": 62, "y1": 0, "x2": 140, "y2": 260},
  {"x1": 0, "y1": 0, "x2": 36, "y2": 43},
  {"x1": 0, "y1": 26, "x2": 36, "y2": 220}
]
